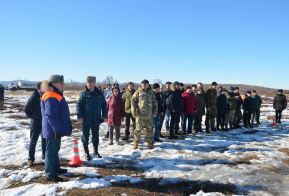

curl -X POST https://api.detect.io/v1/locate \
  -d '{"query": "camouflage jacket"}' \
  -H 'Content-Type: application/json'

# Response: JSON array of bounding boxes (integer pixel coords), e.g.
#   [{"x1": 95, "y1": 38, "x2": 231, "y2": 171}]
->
[
  {"x1": 205, "y1": 87, "x2": 217, "y2": 108},
  {"x1": 226, "y1": 92, "x2": 237, "y2": 110},
  {"x1": 131, "y1": 87, "x2": 158, "y2": 117}
]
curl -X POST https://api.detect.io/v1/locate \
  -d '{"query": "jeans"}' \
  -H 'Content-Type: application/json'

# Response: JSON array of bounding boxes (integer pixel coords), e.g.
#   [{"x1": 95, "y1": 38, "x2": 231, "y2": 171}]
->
[
  {"x1": 153, "y1": 114, "x2": 161, "y2": 139},
  {"x1": 28, "y1": 119, "x2": 46, "y2": 162},
  {"x1": 45, "y1": 138, "x2": 61, "y2": 178},
  {"x1": 182, "y1": 114, "x2": 194, "y2": 133},
  {"x1": 164, "y1": 109, "x2": 171, "y2": 127},
  {"x1": 82, "y1": 125, "x2": 100, "y2": 146}
]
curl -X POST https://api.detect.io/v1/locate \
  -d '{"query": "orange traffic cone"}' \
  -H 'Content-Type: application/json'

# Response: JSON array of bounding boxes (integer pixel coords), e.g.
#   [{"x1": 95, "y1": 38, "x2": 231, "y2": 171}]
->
[
  {"x1": 271, "y1": 115, "x2": 277, "y2": 126},
  {"x1": 69, "y1": 139, "x2": 83, "y2": 166}
]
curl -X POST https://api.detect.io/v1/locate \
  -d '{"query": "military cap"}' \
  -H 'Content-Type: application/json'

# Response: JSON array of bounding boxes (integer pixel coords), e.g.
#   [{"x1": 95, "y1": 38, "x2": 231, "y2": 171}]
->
[
  {"x1": 141, "y1": 79, "x2": 149, "y2": 84},
  {"x1": 86, "y1": 76, "x2": 96, "y2": 83},
  {"x1": 278, "y1": 89, "x2": 283, "y2": 92},
  {"x1": 48, "y1": 75, "x2": 64, "y2": 84},
  {"x1": 212, "y1": 81, "x2": 217, "y2": 86}
]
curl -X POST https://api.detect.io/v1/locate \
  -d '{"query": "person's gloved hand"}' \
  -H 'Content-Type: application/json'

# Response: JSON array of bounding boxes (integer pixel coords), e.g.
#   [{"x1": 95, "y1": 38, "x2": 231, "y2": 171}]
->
[{"x1": 55, "y1": 132, "x2": 61, "y2": 140}]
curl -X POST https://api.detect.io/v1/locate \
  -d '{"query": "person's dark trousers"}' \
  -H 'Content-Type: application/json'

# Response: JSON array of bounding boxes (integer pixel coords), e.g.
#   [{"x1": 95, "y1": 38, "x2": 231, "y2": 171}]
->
[
  {"x1": 276, "y1": 110, "x2": 282, "y2": 123},
  {"x1": 182, "y1": 114, "x2": 194, "y2": 133},
  {"x1": 170, "y1": 111, "x2": 181, "y2": 136},
  {"x1": 243, "y1": 112, "x2": 252, "y2": 127},
  {"x1": 81, "y1": 125, "x2": 100, "y2": 147},
  {"x1": 45, "y1": 138, "x2": 61, "y2": 178},
  {"x1": 217, "y1": 113, "x2": 226, "y2": 128},
  {"x1": 194, "y1": 114, "x2": 202, "y2": 132},
  {"x1": 125, "y1": 113, "x2": 136, "y2": 137},
  {"x1": 251, "y1": 109, "x2": 260, "y2": 124},
  {"x1": 153, "y1": 114, "x2": 161, "y2": 140},
  {"x1": 28, "y1": 119, "x2": 46, "y2": 162}
]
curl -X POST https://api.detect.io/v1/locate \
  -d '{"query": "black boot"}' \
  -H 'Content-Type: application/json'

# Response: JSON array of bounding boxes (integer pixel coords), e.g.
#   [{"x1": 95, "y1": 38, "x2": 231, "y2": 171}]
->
[
  {"x1": 211, "y1": 126, "x2": 216, "y2": 131},
  {"x1": 224, "y1": 125, "x2": 228, "y2": 131},
  {"x1": 229, "y1": 124, "x2": 233, "y2": 130},
  {"x1": 221, "y1": 126, "x2": 225, "y2": 131},
  {"x1": 93, "y1": 145, "x2": 102, "y2": 158},
  {"x1": 217, "y1": 124, "x2": 220, "y2": 131},
  {"x1": 122, "y1": 135, "x2": 129, "y2": 140},
  {"x1": 84, "y1": 146, "x2": 91, "y2": 161},
  {"x1": 105, "y1": 132, "x2": 109, "y2": 138}
]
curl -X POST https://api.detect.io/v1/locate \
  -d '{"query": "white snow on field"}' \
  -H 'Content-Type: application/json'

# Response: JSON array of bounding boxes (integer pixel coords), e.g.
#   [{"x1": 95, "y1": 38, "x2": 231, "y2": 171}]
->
[{"x1": 1, "y1": 93, "x2": 289, "y2": 195}]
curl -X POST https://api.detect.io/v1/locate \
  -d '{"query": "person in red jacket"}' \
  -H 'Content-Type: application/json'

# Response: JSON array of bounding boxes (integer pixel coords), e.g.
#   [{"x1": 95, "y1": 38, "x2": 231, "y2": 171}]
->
[
  {"x1": 107, "y1": 87, "x2": 125, "y2": 145},
  {"x1": 182, "y1": 86, "x2": 198, "y2": 134}
]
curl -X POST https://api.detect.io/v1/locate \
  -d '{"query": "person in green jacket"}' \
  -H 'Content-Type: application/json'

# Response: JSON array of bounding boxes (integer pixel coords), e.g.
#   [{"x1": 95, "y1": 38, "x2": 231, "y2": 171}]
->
[
  {"x1": 121, "y1": 82, "x2": 136, "y2": 140},
  {"x1": 205, "y1": 82, "x2": 218, "y2": 133},
  {"x1": 251, "y1": 90, "x2": 262, "y2": 125},
  {"x1": 76, "y1": 76, "x2": 108, "y2": 160}
]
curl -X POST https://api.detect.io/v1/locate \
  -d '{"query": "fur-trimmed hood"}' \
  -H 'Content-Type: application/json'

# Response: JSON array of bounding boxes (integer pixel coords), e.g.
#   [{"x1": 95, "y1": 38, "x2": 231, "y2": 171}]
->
[{"x1": 41, "y1": 80, "x2": 53, "y2": 93}]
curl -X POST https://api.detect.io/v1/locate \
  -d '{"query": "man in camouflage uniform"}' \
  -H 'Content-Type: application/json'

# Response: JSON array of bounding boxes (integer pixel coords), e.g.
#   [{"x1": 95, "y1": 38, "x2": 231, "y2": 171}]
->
[
  {"x1": 225, "y1": 86, "x2": 237, "y2": 130},
  {"x1": 234, "y1": 87, "x2": 243, "y2": 128},
  {"x1": 131, "y1": 79, "x2": 158, "y2": 149},
  {"x1": 205, "y1": 82, "x2": 218, "y2": 133}
]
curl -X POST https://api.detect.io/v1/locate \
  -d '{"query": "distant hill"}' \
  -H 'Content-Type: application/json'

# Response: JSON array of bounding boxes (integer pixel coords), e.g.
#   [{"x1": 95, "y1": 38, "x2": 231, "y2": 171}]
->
[{"x1": 0, "y1": 80, "x2": 287, "y2": 96}]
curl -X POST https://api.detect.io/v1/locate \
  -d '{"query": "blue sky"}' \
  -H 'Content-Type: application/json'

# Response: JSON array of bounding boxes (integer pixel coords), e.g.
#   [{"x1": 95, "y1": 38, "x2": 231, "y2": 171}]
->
[{"x1": 0, "y1": 0, "x2": 288, "y2": 89}]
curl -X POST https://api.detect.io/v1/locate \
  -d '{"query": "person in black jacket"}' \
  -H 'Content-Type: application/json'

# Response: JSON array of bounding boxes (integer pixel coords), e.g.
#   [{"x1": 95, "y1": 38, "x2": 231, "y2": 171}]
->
[
  {"x1": 273, "y1": 89, "x2": 287, "y2": 123},
  {"x1": 217, "y1": 89, "x2": 228, "y2": 131},
  {"x1": 164, "y1": 82, "x2": 172, "y2": 131},
  {"x1": 159, "y1": 85, "x2": 166, "y2": 138},
  {"x1": 243, "y1": 91, "x2": 253, "y2": 128},
  {"x1": 152, "y1": 83, "x2": 165, "y2": 142},
  {"x1": 168, "y1": 81, "x2": 184, "y2": 138},
  {"x1": 234, "y1": 87, "x2": 243, "y2": 128},
  {"x1": 24, "y1": 82, "x2": 46, "y2": 166}
]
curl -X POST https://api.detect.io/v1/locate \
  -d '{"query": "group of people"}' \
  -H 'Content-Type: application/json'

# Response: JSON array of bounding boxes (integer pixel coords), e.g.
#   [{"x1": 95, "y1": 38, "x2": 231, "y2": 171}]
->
[{"x1": 21, "y1": 75, "x2": 287, "y2": 182}]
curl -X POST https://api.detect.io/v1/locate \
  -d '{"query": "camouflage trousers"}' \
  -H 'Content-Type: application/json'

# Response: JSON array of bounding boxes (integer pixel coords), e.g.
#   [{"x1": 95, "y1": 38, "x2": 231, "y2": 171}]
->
[
  {"x1": 134, "y1": 116, "x2": 154, "y2": 142},
  {"x1": 225, "y1": 110, "x2": 235, "y2": 124},
  {"x1": 205, "y1": 107, "x2": 217, "y2": 127},
  {"x1": 234, "y1": 109, "x2": 242, "y2": 124}
]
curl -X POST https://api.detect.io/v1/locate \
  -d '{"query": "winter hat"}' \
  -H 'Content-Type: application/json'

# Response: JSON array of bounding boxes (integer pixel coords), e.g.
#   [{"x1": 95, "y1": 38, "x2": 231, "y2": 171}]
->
[
  {"x1": 229, "y1": 86, "x2": 234, "y2": 91},
  {"x1": 86, "y1": 76, "x2": 96, "y2": 83},
  {"x1": 186, "y1": 86, "x2": 191, "y2": 90},
  {"x1": 212, "y1": 81, "x2": 217, "y2": 86},
  {"x1": 153, "y1": 83, "x2": 160, "y2": 89},
  {"x1": 36, "y1": 82, "x2": 42, "y2": 90},
  {"x1": 246, "y1": 91, "x2": 251, "y2": 94},
  {"x1": 173, "y1": 81, "x2": 180, "y2": 86},
  {"x1": 278, "y1": 89, "x2": 283, "y2": 92},
  {"x1": 166, "y1": 81, "x2": 172, "y2": 84},
  {"x1": 179, "y1": 83, "x2": 184, "y2": 86},
  {"x1": 49, "y1": 75, "x2": 64, "y2": 84},
  {"x1": 222, "y1": 89, "x2": 227, "y2": 93}
]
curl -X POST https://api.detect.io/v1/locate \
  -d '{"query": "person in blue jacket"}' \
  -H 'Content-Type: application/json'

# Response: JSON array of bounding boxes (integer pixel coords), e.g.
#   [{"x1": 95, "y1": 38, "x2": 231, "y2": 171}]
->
[
  {"x1": 76, "y1": 76, "x2": 108, "y2": 161},
  {"x1": 24, "y1": 82, "x2": 46, "y2": 166},
  {"x1": 41, "y1": 75, "x2": 72, "y2": 182}
]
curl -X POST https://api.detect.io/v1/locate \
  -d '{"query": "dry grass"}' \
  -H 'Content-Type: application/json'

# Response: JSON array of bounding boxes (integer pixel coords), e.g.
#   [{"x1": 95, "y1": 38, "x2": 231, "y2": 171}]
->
[{"x1": 235, "y1": 154, "x2": 260, "y2": 163}]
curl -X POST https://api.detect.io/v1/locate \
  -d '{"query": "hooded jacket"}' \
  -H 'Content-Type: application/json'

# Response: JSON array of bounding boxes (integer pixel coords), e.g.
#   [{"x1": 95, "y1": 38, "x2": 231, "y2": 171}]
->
[
  {"x1": 41, "y1": 81, "x2": 72, "y2": 139},
  {"x1": 76, "y1": 86, "x2": 108, "y2": 126},
  {"x1": 182, "y1": 91, "x2": 198, "y2": 114},
  {"x1": 107, "y1": 93, "x2": 125, "y2": 126}
]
